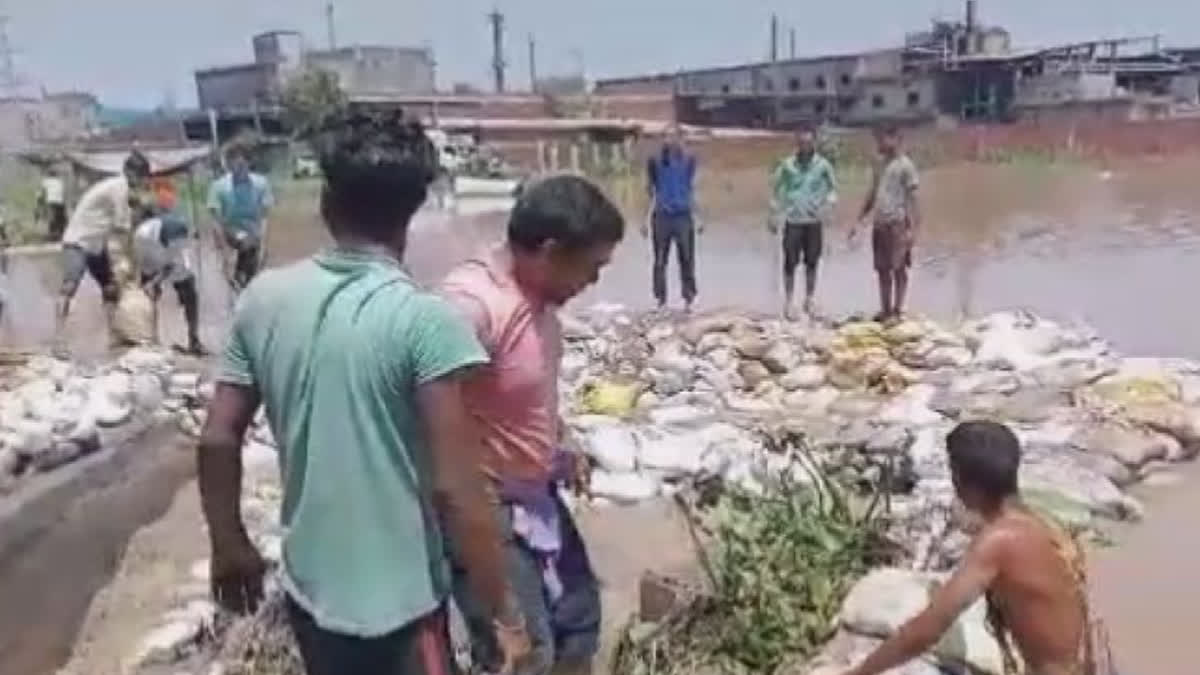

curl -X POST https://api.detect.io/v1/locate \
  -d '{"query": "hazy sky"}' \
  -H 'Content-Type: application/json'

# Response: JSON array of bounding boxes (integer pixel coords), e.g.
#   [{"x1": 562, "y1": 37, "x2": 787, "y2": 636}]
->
[{"x1": 7, "y1": 0, "x2": 1200, "y2": 107}]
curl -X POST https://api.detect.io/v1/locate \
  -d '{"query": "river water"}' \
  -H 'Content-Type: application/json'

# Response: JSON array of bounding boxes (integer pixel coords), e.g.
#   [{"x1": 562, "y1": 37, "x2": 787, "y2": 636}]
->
[{"x1": 4, "y1": 157, "x2": 1197, "y2": 673}]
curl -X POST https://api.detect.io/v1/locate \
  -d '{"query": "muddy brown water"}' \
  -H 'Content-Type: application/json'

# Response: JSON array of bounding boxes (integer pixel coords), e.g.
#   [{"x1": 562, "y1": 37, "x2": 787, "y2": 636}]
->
[{"x1": 1, "y1": 158, "x2": 1198, "y2": 674}]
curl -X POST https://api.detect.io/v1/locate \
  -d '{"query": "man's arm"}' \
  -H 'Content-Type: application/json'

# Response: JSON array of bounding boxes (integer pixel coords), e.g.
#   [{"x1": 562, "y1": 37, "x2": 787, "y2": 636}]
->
[
  {"x1": 198, "y1": 302, "x2": 267, "y2": 614},
  {"x1": 206, "y1": 180, "x2": 225, "y2": 229},
  {"x1": 198, "y1": 382, "x2": 261, "y2": 552},
  {"x1": 905, "y1": 164, "x2": 921, "y2": 234},
  {"x1": 858, "y1": 165, "x2": 879, "y2": 221},
  {"x1": 258, "y1": 175, "x2": 275, "y2": 214},
  {"x1": 645, "y1": 158, "x2": 657, "y2": 199},
  {"x1": 409, "y1": 295, "x2": 520, "y2": 627},
  {"x1": 845, "y1": 532, "x2": 1003, "y2": 675},
  {"x1": 418, "y1": 374, "x2": 515, "y2": 621},
  {"x1": 106, "y1": 191, "x2": 138, "y2": 287}
]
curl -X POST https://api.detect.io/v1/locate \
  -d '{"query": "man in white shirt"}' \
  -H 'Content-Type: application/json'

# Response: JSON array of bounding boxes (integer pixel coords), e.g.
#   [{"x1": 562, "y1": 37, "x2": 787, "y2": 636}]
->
[
  {"x1": 57, "y1": 151, "x2": 152, "y2": 349},
  {"x1": 134, "y1": 213, "x2": 205, "y2": 355},
  {"x1": 37, "y1": 166, "x2": 67, "y2": 242}
]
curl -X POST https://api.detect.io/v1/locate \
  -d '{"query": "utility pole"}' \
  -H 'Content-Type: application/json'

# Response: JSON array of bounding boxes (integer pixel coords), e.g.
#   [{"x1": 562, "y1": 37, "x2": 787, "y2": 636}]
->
[
  {"x1": 769, "y1": 13, "x2": 779, "y2": 62},
  {"x1": 528, "y1": 33, "x2": 538, "y2": 93},
  {"x1": 789, "y1": 27, "x2": 796, "y2": 59},
  {"x1": 488, "y1": 8, "x2": 506, "y2": 93},
  {"x1": 0, "y1": 14, "x2": 23, "y2": 97},
  {"x1": 325, "y1": 3, "x2": 337, "y2": 50}
]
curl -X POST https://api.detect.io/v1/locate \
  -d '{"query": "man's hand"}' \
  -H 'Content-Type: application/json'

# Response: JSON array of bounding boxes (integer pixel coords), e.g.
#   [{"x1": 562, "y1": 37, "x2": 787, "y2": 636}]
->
[
  {"x1": 209, "y1": 533, "x2": 267, "y2": 614},
  {"x1": 494, "y1": 615, "x2": 532, "y2": 675},
  {"x1": 695, "y1": 217, "x2": 705, "y2": 236},
  {"x1": 567, "y1": 450, "x2": 591, "y2": 496},
  {"x1": 767, "y1": 214, "x2": 779, "y2": 235},
  {"x1": 199, "y1": 382, "x2": 263, "y2": 614}
]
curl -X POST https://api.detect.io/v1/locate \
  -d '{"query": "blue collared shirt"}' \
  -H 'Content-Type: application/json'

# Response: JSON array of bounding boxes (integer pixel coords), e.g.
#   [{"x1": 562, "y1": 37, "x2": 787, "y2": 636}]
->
[{"x1": 648, "y1": 149, "x2": 696, "y2": 216}]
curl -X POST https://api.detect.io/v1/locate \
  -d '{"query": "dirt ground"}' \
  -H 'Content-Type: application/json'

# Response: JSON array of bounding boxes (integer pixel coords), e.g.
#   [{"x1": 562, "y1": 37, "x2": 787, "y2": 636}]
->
[{"x1": 28, "y1": 156, "x2": 1200, "y2": 675}]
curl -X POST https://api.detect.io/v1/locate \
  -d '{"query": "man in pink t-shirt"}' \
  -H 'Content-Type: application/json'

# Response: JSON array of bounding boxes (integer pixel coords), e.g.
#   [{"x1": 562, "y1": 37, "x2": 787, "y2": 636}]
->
[{"x1": 441, "y1": 175, "x2": 624, "y2": 675}]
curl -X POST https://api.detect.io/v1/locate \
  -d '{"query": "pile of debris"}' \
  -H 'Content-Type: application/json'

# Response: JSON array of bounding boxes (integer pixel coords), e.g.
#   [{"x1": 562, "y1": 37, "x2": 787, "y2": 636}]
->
[
  {"x1": 0, "y1": 348, "x2": 206, "y2": 494},
  {"x1": 118, "y1": 305, "x2": 1200, "y2": 675}
]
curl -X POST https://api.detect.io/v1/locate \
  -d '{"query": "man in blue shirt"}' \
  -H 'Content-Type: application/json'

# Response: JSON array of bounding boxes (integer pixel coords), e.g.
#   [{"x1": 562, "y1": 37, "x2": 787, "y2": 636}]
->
[
  {"x1": 644, "y1": 125, "x2": 699, "y2": 312},
  {"x1": 207, "y1": 141, "x2": 274, "y2": 291}
]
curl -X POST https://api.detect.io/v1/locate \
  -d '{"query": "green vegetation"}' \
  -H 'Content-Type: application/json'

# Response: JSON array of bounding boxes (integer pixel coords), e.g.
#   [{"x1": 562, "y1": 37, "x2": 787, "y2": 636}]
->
[
  {"x1": 614, "y1": 435, "x2": 896, "y2": 675},
  {"x1": 280, "y1": 68, "x2": 349, "y2": 139}
]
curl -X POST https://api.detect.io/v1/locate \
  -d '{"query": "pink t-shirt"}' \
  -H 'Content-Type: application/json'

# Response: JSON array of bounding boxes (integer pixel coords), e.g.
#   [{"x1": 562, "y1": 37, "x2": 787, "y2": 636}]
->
[{"x1": 439, "y1": 248, "x2": 562, "y2": 483}]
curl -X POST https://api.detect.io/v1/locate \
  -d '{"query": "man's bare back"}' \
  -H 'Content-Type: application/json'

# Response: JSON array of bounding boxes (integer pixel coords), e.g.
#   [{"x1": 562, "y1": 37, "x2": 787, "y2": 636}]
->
[
  {"x1": 980, "y1": 507, "x2": 1089, "y2": 674},
  {"x1": 844, "y1": 422, "x2": 1107, "y2": 675}
]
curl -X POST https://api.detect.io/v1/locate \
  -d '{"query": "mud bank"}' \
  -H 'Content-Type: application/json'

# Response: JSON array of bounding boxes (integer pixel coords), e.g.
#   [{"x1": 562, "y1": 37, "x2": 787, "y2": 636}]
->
[{"x1": 0, "y1": 422, "x2": 195, "y2": 675}]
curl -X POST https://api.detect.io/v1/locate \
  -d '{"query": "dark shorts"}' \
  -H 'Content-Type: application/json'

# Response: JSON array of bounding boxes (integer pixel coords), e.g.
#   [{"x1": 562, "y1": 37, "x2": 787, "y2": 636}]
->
[
  {"x1": 61, "y1": 244, "x2": 117, "y2": 302},
  {"x1": 140, "y1": 273, "x2": 198, "y2": 306},
  {"x1": 286, "y1": 596, "x2": 455, "y2": 675},
  {"x1": 47, "y1": 204, "x2": 67, "y2": 241},
  {"x1": 783, "y1": 221, "x2": 823, "y2": 273},
  {"x1": 872, "y1": 220, "x2": 913, "y2": 272},
  {"x1": 224, "y1": 230, "x2": 262, "y2": 287}
]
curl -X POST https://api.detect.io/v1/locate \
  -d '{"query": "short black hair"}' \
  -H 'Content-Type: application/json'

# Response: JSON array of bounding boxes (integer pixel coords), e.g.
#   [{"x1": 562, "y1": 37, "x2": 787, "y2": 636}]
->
[
  {"x1": 946, "y1": 421, "x2": 1021, "y2": 500},
  {"x1": 507, "y1": 174, "x2": 625, "y2": 252},
  {"x1": 124, "y1": 150, "x2": 150, "y2": 178},
  {"x1": 311, "y1": 108, "x2": 436, "y2": 239},
  {"x1": 224, "y1": 138, "x2": 251, "y2": 161}
]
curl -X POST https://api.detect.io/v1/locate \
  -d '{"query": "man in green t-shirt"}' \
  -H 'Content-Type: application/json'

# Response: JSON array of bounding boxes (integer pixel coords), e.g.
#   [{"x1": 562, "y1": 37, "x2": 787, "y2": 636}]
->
[
  {"x1": 197, "y1": 110, "x2": 529, "y2": 674},
  {"x1": 770, "y1": 126, "x2": 837, "y2": 319}
]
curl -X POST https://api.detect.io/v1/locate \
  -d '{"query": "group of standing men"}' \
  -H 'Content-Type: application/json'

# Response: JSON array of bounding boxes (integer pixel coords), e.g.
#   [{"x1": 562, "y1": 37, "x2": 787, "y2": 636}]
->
[
  {"x1": 198, "y1": 110, "x2": 617, "y2": 675},
  {"x1": 645, "y1": 123, "x2": 921, "y2": 322},
  {"x1": 191, "y1": 109, "x2": 1102, "y2": 675},
  {"x1": 52, "y1": 140, "x2": 273, "y2": 354}
]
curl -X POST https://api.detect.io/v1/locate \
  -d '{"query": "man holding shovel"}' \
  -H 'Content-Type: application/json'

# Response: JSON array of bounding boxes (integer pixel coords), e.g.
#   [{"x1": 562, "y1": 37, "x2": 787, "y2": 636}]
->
[{"x1": 207, "y1": 140, "x2": 273, "y2": 293}]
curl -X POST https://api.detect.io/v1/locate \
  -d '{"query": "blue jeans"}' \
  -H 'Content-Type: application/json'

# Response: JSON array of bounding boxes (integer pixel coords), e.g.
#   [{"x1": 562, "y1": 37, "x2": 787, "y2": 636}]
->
[
  {"x1": 449, "y1": 493, "x2": 601, "y2": 675},
  {"x1": 651, "y1": 211, "x2": 697, "y2": 304}
]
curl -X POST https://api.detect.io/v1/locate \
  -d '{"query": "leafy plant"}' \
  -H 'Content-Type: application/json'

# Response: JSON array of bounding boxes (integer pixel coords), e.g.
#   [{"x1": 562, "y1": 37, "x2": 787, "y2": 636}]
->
[
  {"x1": 614, "y1": 434, "x2": 896, "y2": 675},
  {"x1": 281, "y1": 67, "x2": 348, "y2": 139}
]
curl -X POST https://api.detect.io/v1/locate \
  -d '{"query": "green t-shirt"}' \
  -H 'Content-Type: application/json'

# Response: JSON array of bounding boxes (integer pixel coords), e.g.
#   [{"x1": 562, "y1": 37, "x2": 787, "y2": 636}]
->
[
  {"x1": 218, "y1": 248, "x2": 488, "y2": 637},
  {"x1": 771, "y1": 152, "x2": 837, "y2": 225}
]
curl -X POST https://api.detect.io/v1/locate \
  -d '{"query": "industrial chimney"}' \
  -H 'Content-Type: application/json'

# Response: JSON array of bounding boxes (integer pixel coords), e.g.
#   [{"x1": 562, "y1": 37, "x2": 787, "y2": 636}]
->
[{"x1": 965, "y1": 0, "x2": 977, "y2": 34}]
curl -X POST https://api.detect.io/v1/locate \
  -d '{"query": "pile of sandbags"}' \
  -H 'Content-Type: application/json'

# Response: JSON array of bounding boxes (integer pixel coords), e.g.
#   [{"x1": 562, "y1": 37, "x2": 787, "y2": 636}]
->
[{"x1": 0, "y1": 347, "x2": 200, "y2": 492}]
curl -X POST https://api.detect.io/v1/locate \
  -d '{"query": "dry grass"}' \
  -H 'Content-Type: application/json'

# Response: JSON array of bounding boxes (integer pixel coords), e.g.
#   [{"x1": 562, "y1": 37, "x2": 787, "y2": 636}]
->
[{"x1": 218, "y1": 592, "x2": 305, "y2": 675}]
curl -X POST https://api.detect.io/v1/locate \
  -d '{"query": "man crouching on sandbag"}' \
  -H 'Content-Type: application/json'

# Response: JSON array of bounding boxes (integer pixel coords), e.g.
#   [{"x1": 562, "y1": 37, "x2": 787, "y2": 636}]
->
[
  {"x1": 56, "y1": 151, "x2": 152, "y2": 352},
  {"x1": 133, "y1": 212, "x2": 206, "y2": 355}
]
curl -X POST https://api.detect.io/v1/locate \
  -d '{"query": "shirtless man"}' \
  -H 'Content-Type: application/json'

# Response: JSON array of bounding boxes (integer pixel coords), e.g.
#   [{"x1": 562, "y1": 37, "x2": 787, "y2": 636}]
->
[{"x1": 843, "y1": 421, "x2": 1100, "y2": 675}]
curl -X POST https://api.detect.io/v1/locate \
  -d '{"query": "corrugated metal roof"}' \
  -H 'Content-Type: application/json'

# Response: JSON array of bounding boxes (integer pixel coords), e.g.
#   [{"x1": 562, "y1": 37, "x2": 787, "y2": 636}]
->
[{"x1": 65, "y1": 146, "x2": 214, "y2": 176}]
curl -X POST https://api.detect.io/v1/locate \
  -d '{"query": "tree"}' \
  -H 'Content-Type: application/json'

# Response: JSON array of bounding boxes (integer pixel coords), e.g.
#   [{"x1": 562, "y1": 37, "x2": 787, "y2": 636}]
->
[{"x1": 281, "y1": 68, "x2": 348, "y2": 138}]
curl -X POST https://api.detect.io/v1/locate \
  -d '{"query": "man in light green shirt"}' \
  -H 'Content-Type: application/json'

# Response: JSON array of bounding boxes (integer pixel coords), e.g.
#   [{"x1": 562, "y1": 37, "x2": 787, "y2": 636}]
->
[
  {"x1": 198, "y1": 111, "x2": 529, "y2": 674},
  {"x1": 770, "y1": 126, "x2": 838, "y2": 319}
]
